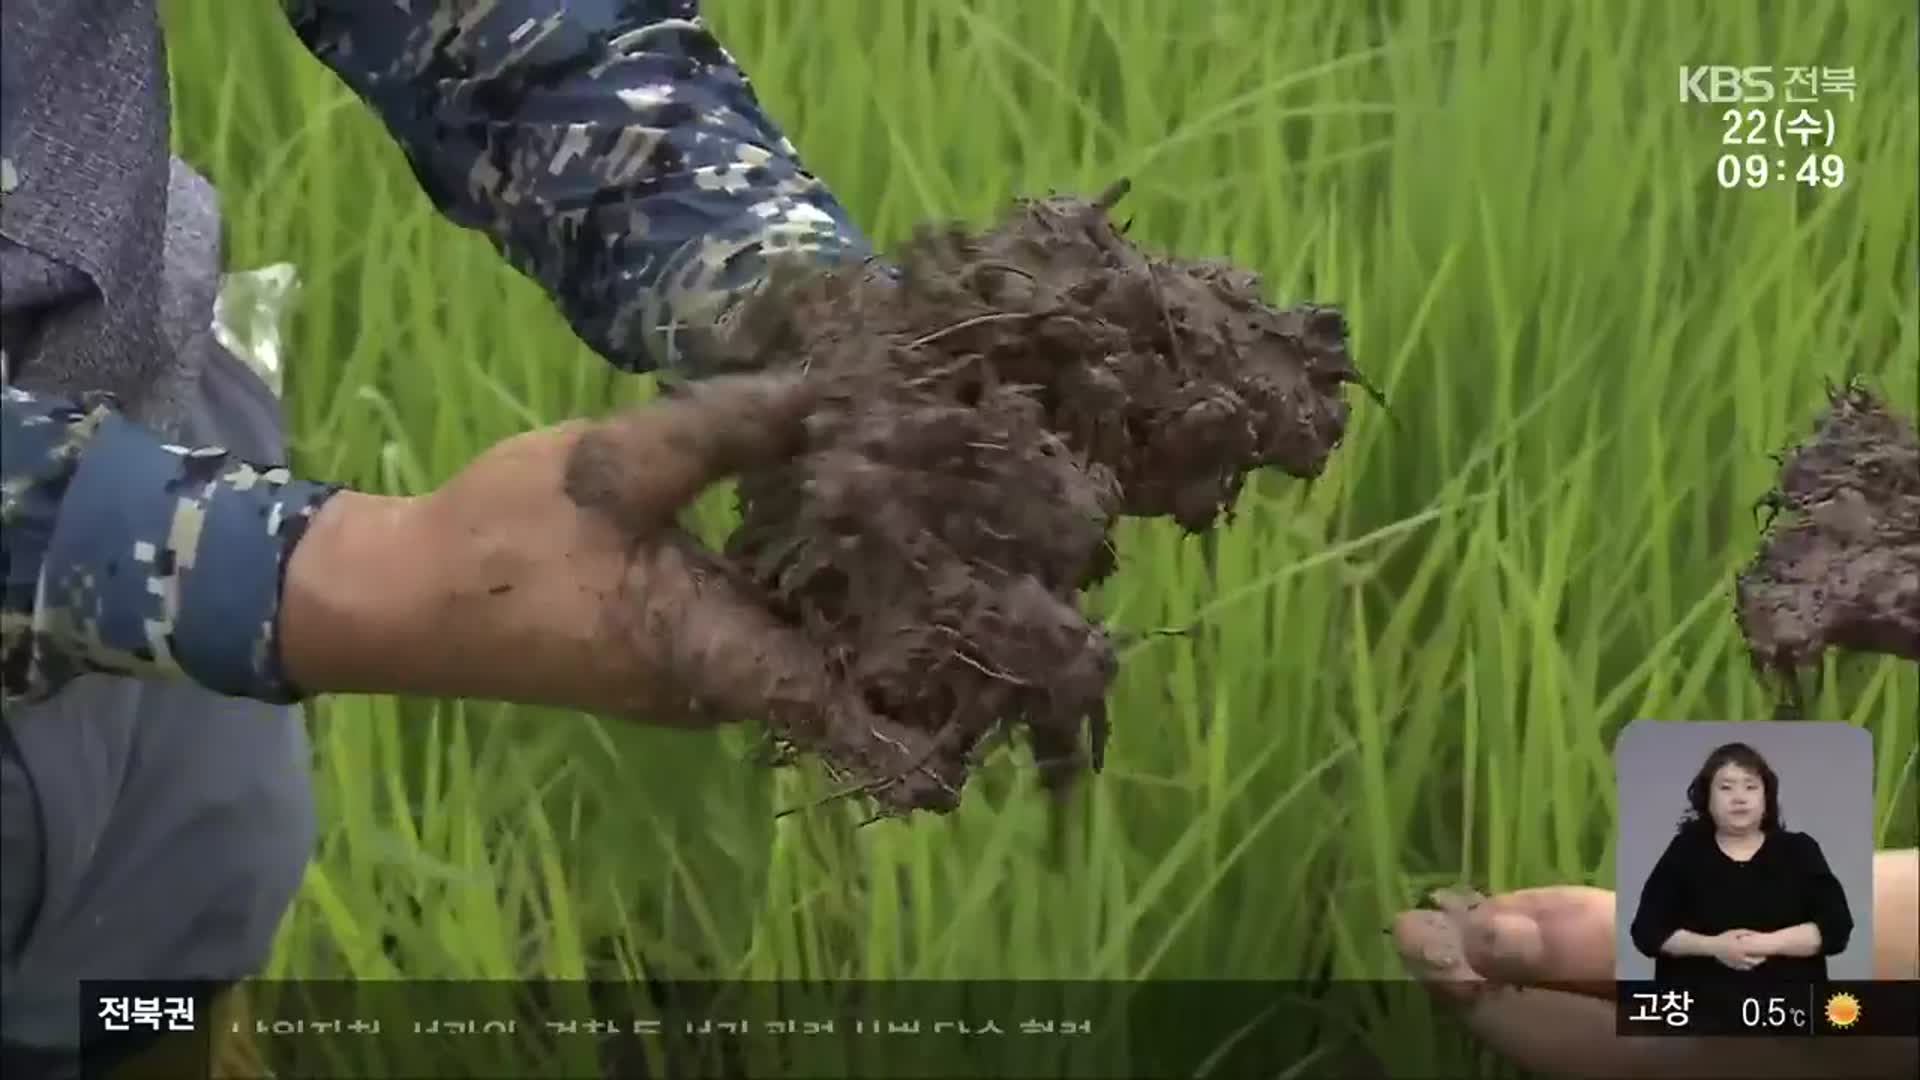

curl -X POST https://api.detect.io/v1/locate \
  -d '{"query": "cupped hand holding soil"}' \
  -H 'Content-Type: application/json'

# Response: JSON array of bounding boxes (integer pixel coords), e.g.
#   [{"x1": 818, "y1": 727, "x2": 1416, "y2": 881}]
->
[
  {"x1": 573, "y1": 184, "x2": 1366, "y2": 816},
  {"x1": 284, "y1": 371, "x2": 957, "y2": 812}
]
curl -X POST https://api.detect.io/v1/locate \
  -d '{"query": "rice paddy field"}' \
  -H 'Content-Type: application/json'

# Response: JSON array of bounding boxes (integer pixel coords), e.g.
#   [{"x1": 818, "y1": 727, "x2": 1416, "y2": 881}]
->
[{"x1": 160, "y1": 0, "x2": 1917, "y2": 1076}]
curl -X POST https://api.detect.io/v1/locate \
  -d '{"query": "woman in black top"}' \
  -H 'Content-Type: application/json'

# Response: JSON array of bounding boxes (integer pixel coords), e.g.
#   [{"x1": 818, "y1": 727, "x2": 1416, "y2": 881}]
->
[{"x1": 1628, "y1": 741, "x2": 1854, "y2": 983}]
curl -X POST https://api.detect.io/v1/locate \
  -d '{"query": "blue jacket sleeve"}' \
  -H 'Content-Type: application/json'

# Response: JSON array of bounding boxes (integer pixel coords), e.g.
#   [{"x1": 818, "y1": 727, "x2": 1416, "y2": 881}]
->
[
  {"x1": 279, "y1": 0, "x2": 874, "y2": 380},
  {"x1": 0, "y1": 387, "x2": 341, "y2": 707}
]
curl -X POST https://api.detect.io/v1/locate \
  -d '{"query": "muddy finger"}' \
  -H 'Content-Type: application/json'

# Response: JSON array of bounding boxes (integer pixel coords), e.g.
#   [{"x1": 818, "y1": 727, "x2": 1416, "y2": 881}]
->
[
  {"x1": 1460, "y1": 888, "x2": 1620, "y2": 992},
  {"x1": 564, "y1": 373, "x2": 820, "y2": 537}
]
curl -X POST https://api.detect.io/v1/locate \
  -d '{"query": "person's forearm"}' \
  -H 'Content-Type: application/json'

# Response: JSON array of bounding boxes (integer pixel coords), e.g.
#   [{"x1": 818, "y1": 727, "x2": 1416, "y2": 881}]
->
[
  {"x1": 284, "y1": 0, "x2": 871, "y2": 379},
  {"x1": 1874, "y1": 849, "x2": 1918, "y2": 978},
  {"x1": 1754, "y1": 922, "x2": 1823, "y2": 958},
  {"x1": 1659, "y1": 929, "x2": 1720, "y2": 957}
]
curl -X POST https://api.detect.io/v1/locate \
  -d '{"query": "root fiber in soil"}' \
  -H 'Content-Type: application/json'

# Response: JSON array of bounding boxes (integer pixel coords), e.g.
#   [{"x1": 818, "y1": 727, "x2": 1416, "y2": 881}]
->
[
  {"x1": 1735, "y1": 381, "x2": 1920, "y2": 698},
  {"x1": 685, "y1": 182, "x2": 1360, "y2": 816}
]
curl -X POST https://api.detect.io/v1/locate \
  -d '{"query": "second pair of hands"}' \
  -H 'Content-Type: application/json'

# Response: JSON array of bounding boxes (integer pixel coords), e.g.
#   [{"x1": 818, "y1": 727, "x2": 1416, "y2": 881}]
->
[{"x1": 1391, "y1": 849, "x2": 1919, "y2": 1078}]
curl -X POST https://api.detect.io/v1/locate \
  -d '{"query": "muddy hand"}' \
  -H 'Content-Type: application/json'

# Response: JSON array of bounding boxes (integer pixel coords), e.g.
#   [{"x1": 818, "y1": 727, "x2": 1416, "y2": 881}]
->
[
  {"x1": 1390, "y1": 850, "x2": 1919, "y2": 1078},
  {"x1": 282, "y1": 373, "x2": 850, "y2": 728},
  {"x1": 557, "y1": 374, "x2": 843, "y2": 726}
]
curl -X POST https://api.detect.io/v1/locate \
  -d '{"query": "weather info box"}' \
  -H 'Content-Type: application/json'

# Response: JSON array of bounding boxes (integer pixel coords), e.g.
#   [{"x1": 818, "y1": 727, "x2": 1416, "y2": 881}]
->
[{"x1": 1614, "y1": 980, "x2": 1920, "y2": 1038}]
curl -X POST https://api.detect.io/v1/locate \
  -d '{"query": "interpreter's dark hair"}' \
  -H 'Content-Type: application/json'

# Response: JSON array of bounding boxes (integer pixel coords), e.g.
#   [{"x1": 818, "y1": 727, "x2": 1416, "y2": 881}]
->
[{"x1": 1678, "y1": 741, "x2": 1783, "y2": 833}]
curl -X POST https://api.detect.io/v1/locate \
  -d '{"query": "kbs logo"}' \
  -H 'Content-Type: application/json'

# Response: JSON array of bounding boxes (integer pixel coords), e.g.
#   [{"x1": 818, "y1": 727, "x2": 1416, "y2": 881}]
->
[{"x1": 1679, "y1": 66, "x2": 1775, "y2": 103}]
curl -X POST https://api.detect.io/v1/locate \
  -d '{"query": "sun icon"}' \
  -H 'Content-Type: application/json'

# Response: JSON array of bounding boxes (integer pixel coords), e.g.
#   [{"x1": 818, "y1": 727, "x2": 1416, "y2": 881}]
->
[{"x1": 1823, "y1": 992, "x2": 1862, "y2": 1030}]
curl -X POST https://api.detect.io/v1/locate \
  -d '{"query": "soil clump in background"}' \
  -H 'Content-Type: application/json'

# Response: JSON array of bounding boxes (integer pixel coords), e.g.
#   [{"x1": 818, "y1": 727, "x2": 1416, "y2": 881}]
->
[{"x1": 1736, "y1": 381, "x2": 1920, "y2": 707}]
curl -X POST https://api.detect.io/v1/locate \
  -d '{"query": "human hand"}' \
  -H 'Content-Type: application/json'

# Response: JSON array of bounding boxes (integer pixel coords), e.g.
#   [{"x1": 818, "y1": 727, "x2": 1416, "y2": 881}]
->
[
  {"x1": 1713, "y1": 928, "x2": 1770, "y2": 971},
  {"x1": 279, "y1": 373, "x2": 813, "y2": 719},
  {"x1": 277, "y1": 375, "x2": 948, "y2": 777},
  {"x1": 1390, "y1": 850, "x2": 1919, "y2": 1078}
]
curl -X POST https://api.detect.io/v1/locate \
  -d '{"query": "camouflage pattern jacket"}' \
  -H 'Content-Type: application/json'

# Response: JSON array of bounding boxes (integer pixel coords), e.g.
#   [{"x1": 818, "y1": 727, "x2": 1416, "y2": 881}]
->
[{"x1": 0, "y1": 0, "x2": 868, "y2": 708}]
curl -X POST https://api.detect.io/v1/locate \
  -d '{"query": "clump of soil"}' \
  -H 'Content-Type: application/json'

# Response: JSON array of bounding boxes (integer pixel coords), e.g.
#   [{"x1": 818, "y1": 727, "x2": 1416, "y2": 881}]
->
[
  {"x1": 1735, "y1": 381, "x2": 1920, "y2": 700},
  {"x1": 697, "y1": 181, "x2": 1362, "y2": 815}
]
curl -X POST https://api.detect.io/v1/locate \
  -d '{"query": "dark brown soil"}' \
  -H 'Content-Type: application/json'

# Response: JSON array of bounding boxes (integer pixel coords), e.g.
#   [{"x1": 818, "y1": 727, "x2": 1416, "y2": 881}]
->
[
  {"x1": 1735, "y1": 381, "x2": 1920, "y2": 700},
  {"x1": 702, "y1": 182, "x2": 1361, "y2": 815}
]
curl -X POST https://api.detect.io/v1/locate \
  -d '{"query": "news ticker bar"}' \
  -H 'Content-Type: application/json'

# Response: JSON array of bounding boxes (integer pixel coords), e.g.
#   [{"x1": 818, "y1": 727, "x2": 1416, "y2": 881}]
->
[
  {"x1": 75, "y1": 978, "x2": 1431, "y2": 1080},
  {"x1": 1614, "y1": 979, "x2": 1919, "y2": 1038},
  {"x1": 77, "y1": 979, "x2": 1919, "y2": 1079}
]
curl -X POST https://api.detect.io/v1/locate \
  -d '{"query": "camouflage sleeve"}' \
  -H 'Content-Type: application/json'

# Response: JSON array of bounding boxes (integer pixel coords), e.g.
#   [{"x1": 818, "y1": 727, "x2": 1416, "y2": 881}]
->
[
  {"x1": 281, "y1": 0, "x2": 874, "y2": 380},
  {"x1": 0, "y1": 387, "x2": 341, "y2": 707}
]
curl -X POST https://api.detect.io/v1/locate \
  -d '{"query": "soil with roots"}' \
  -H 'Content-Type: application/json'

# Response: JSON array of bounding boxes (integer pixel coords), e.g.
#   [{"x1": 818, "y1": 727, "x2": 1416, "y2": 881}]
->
[
  {"x1": 1736, "y1": 381, "x2": 1920, "y2": 708},
  {"x1": 568, "y1": 180, "x2": 1367, "y2": 810},
  {"x1": 652, "y1": 182, "x2": 1365, "y2": 816}
]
